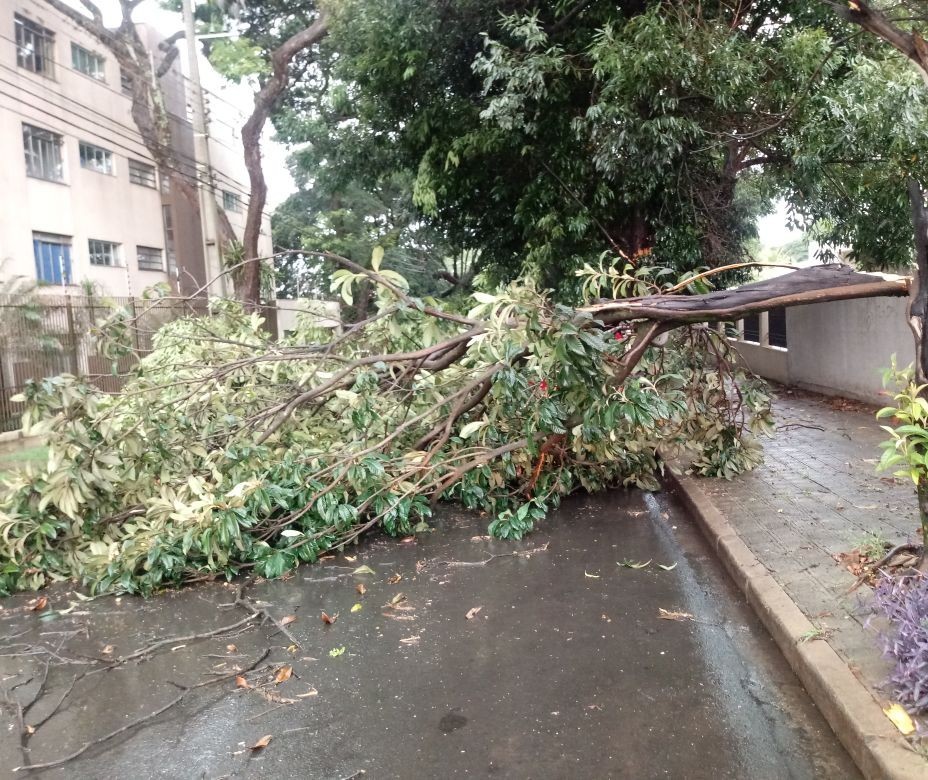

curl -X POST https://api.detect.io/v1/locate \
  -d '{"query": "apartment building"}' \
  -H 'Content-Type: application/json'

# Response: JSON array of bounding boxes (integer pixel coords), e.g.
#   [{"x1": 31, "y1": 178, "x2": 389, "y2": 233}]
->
[{"x1": 0, "y1": 0, "x2": 271, "y2": 299}]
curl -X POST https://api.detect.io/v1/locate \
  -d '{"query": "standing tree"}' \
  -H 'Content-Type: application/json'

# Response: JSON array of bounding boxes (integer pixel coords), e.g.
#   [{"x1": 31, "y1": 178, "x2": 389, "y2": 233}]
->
[
  {"x1": 189, "y1": 0, "x2": 329, "y2": 306},
  {"x1": 286, "y1": 0, "x2": 849, "y2": 298}
]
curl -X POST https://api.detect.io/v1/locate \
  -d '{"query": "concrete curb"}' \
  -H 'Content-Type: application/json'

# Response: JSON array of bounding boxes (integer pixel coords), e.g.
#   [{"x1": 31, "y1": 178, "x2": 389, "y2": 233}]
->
[{"x1": 666, "y1": 468, "x2": 928, "y2": 780}]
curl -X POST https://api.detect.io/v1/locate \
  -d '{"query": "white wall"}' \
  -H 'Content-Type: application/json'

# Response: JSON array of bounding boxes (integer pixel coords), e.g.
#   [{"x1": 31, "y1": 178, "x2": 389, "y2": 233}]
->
[
  {"x1": 276, "y1": 299, "x2": 341, "y2": 337},
  {"x1": 786, "y1": 297, "x2": 913, "y2": 403},
  {"x1": 733, "y1": 295, "x2": 915, "y2": 405}
]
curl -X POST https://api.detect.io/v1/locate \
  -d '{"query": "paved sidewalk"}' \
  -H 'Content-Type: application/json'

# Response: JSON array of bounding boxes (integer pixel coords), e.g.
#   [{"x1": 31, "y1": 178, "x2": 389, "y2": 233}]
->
[{"x1": 700, "y1": 388, "x2": 919, "y2": 698}]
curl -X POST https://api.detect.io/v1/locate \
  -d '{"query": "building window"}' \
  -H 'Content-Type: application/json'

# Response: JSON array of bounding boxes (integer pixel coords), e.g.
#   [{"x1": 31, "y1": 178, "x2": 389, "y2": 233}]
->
[
  {"x1": 33, "y1": 233, "x2": 72, "y2": 285},
  {"x1": 79, "y1": 142, "x2": 114, "y2": 175},
  {"x1": 15, "y1": 15, "x2": 54, "y2": 77},
  {"x1": 128, "y1": 159, "x2": 156, "y2": 188},
  {"x1": 71, "y1": 43, "x2": 105, "y2": 80},
  {"x1": 160, "y1": 175, "x2": 171, "y2": 195},
  {"x1": 137, "y1": 246, "x2": 163, "y2": 271},
  {"x1": 222, "y1": 190, "x2": 242, "y2": 213},
  {"x1": 88, "y1": 239, "x2": 120, "y2": 267},
  {"x1": 120, "y1": 67, "x2": 133, "y2": 95},
  {"x1": 769, "y1": 307, "x2": 788, "y2": 349},
  {"x1": 23, "y1": 124, "x2": 64, "y2": 182}
]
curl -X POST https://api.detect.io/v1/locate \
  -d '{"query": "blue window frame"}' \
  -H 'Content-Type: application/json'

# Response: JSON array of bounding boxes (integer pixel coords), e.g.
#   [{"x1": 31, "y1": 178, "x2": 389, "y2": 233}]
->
[{"x1": 33, "y1": 234, "x2": 72, "y2": 284}]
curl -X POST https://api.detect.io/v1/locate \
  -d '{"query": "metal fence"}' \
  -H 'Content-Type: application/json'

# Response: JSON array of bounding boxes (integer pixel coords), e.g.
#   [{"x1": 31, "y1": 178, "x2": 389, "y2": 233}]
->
[{"x1": 0, "y1": 294, "x2": 205, "y2": 433}]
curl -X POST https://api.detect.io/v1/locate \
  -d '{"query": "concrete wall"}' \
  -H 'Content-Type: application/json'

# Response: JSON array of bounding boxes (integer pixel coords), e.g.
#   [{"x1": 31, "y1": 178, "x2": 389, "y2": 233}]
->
[
  {"x1": 786, "y1": 297, "x2": 913, "y2": 403},
  {"x1": 276, "y1": 299, "x2": 342, "y2": 337},
  {"x1": 733, "y1": 294, "x2": 914, "y2": 405}
]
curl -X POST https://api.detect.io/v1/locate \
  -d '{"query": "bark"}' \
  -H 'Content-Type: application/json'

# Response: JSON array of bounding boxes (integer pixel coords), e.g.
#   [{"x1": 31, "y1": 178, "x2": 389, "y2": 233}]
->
[
  {"x1": 240, "y1": 14, "x2": 329, "y2": 308},
  {"x1": 907, "y1": 180, "x2": 928, "y2": 384},
  {"x1": 836, "y1": 1, "x2": 928, "y2": 82},
  {"x1": 588, "y1": 264, "x2": 909, "y2": 324},
  {"x1": 918, "y1": 477, "x2": 928, "y2": 572}
]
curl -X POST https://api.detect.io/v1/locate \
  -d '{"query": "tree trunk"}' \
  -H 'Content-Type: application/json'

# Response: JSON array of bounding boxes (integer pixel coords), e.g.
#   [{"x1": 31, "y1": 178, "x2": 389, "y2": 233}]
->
[
  {"x1": 917, "y1": 477, "x2": 928, "y2": 573},
  {"x1": 240, "y1": 15, "x2": 329, "y2": 309},
  {"x1": 907, "y1": 180, "x2": 928, "y2": 384}
]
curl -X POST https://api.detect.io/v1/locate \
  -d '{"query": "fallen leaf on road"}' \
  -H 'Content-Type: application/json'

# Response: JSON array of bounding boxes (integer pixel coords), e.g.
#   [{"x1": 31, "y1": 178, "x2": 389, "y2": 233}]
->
[
  {"x1": 382, "y1": 612, "x2": 416, "y2": 621},
  {"x1": 584, "y1": 571, "x2": 600, "y2": 579},
  {"x1": 884, "y1": 703, "x2": 916, "y2": 735},
  {"x1": 344, "y1": 555, "x2": 357, "y2": 562},
  {"x1": 356, "y1": 583, "x2": 367, "y2": 596},
  {"x1": 31, "y1": 597, "x2": 48, "y2": 611},
  {"x1": 351, "y1": 603, "x2": 362, "y2": 613},
  {"x1": 465, "y1": 606, "x2": 483, "y2": 620},
  {"x1": 329, "y1": 646, "x2": 346, "y2": 657},
  {"x1": 250, "y1": 735, "x2": 272, "y2": 751},
  {"x1": 273, "y1": 665, "x2": 293, "y2": 684},
  {"x1": 352, "y1": 565, "x2": 376, "y2": 576},
  {"x1": 399, "y1": 635, "x2": 420, "y2": 645},
  {"x1": 658, "y1": 608, "x2": 694, "y2": 622},
  {"x1": 280, "y1": 615, "x2": 297, "y2": 626},
  {"x1": 658, "y1": 563, "x2": 677, "y2": 571},
  {"x1": 401, "y1": 536, "x2": 416, "y2": 544},
  {"x1": 387, "y1": 573, "x2": 403, "y2": 584},
  {"x1": 101, "y1": 644, "x2": 114, "y2": 655},
  {"x1": 389, "y1": 592, "x2": 407, "y2": 606},
  {"x1": 226, "y1": 644, "x2": 237, "y2": 653},
  {"x1": 618, "y1": 559, "x2": 651, "y2": 569},
  {"x1": 24, "y1": 724, "x2": 35, "y2": 735},
  {"x1": 297, "y1": 687, "x2": 319, "y2": 698},
  {"x1": 471, "y1": 535, "x2": 492, "y2": 542},
  {"x1": 321, "y1": 611, "x2": 338, "y2": 625},
  {"x1": 236, "y1": 675, "x2": 251, "y2": 689},
  {"x1": 286, "y1": 644, "x2": 298, "y2": 654}
]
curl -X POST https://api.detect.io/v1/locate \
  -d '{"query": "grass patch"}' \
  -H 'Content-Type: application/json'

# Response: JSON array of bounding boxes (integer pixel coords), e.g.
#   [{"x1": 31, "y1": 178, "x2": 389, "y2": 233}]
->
[{"x1": 0, "y1": 445, "x2": 48, "y2": 480}]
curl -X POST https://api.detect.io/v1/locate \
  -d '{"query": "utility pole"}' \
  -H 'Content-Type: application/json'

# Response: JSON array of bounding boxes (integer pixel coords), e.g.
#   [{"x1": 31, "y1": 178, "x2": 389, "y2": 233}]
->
[{"x1": 181, "y1": 0, "x2": 226, "y2": 298}]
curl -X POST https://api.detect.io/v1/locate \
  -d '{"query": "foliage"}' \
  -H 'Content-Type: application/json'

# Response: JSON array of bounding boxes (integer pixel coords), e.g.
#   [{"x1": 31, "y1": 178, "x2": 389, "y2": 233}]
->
[
  {"x1": 0, "y1": 263, "x2": 771, "y2": 596},
  {"x1": 275, "y1": 0, "x2": 866, "y2": 298},
  {"x1": 272, "y1": 167, "x2": 474, "y2": 308},
  {"x1": 773, "y1": 54, "x2": 928, "y2": 271},
  {"x1": 877, "y1": 360, "x2": 928, "y2": 487},
  {"x1": 876, "y1": 358, "x2": 928, "y2": 559},
  {"x1": 874, "y1": 572, "x2": 928, "y2": 713}
]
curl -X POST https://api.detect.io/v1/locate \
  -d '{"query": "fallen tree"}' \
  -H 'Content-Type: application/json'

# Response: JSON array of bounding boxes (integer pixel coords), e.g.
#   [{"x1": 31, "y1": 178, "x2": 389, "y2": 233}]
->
[{"x1": 0, "y1": 260, "x2": 907, "y2": 595}]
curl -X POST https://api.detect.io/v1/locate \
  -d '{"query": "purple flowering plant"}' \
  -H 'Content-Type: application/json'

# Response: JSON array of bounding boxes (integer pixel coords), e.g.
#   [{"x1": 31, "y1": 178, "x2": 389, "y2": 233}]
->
[{"x1": 874, "y1": 572, "x2": 928, "y2": 713}]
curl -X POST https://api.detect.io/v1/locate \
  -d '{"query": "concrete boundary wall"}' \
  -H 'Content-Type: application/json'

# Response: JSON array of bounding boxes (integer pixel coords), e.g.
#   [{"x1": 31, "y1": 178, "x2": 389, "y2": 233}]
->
[{"x1": 731, "y1": 294, "x2": 914, "y2": 406}]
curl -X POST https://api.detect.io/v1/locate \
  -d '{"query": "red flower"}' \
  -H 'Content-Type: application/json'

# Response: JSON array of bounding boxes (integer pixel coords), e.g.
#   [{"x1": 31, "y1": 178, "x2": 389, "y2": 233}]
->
[
  {"x1": 539, "y1": 379, "x2": 549, "y2": 393},
  {"x1": 614, "y1": 331, "x2": 624, "y2": 341}
]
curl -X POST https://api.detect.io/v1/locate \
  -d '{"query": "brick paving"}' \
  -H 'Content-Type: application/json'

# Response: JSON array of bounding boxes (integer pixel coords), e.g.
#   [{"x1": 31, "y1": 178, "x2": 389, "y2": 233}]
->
[{"x1": 700, "y1": 388, "x2": 920, "y2": 693}]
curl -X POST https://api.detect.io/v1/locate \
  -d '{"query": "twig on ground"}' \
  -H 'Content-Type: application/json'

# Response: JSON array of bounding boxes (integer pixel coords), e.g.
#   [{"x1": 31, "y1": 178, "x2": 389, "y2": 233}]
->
[
  {"x1": 776, "y1": 422, "x2": 825, "y2": 432},
  {"x1": 844, "y1": 542, "x2": 922, "y2": 594},
  {"x1": 116, "y1": 611, "x2": 260, "y2": 664},
  {"x1": 13, "y1": 649, "x2": 271, "y2": 773},
  {"x1": 233, "y1": 587, "x2": 302, "y2": 649},
  {"x1": 437, "y1": 542, "x2": 550, "y2": 567}
]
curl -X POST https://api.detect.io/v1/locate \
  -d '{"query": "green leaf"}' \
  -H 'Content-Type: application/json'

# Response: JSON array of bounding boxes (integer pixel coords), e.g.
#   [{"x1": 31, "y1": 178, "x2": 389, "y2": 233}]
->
[{"x1": 371, "y1": 246, "x2": 385, "y2": 272}]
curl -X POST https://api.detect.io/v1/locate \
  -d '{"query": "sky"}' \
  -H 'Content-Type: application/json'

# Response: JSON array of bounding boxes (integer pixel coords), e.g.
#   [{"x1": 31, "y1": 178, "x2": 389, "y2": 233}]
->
[
  {"x1": 757, "y1": 200, "x2": 803, "y2": 248},
  {"x1": 67, "y1": 0, "x2": 295, "y2": 207}
]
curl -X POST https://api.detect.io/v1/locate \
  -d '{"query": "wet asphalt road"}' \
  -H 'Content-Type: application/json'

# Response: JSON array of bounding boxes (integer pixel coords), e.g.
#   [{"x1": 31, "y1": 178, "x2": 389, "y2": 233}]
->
[{"x1": 0, "y1": 489, "x2": 859, "y2": 779}]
